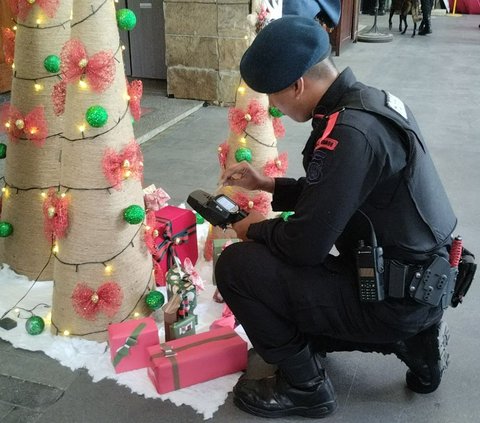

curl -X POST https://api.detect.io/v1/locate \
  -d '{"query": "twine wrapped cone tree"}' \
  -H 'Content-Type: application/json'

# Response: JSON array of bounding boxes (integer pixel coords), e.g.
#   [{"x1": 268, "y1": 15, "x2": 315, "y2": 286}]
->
[
  {"x1": 204, "y1": 1, "x2": 288, "y2": 259},
  {"x1": 0, "y1": 0, "x2": 73, "y2": 280},
  {"x1": 50, "y1": 0, "x2": 154, "y2": 341}
]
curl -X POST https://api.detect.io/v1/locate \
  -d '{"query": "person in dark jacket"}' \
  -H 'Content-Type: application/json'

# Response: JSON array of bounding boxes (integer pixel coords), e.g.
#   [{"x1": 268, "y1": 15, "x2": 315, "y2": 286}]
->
[{"x1": 216, "y1": 16, "x2": 456, "y2": 419}]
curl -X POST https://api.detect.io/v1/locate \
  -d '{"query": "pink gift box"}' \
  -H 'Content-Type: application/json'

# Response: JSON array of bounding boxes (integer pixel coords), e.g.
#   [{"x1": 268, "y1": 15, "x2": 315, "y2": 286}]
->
[
  {"x1": 147, "y1": 327, "x2": 248, "y2": 394},
  {"x1": 153, "y1": 205, "x2": 198, "y2": 285},
  {"x1": 108, "y1": 317, "x2": 159, "y2": 374}
]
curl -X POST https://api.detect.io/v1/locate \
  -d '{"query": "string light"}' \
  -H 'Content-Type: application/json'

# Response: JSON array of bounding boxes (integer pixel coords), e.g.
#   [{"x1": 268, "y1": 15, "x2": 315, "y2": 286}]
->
[
  {"x1": 13, "y1": 25, "x2": 17, "y2": 31},
  {"x1": 237, "y1": 86, "x2": 246, "y2": 95},
  {"x1": 36, "y1": 19, "x2": 42, "y2": 26},
  {"x1": 78, "y1": 79, "x2": 88, "y2": 90},
  {"x1": 11, "y1": 63, "x2": 15, "y2": 70},
  {"x1": 63, "y1": 330, "x2": 70, "y2": 336},
  {"x1": 104, "y1": 264, "x2": 113, "y2": 275},
  {"x1": 133, "y1": 312, "x2": 140, "y2": 318},
  {"x1": 41, "y1": 191, "x2": 47, "y2": 198},
  {"x1": 52, "y1": 243, "x2": 59, "y2": 254},
  {"x1": 121, "y1": 45, "x2": 126, "y2": 51},
  {"x1": 34, "y1": 83, "x2": 43, "y2": 92},
  {"x1": 239, "y1": 137, "x2": 247, "y2": 145}
]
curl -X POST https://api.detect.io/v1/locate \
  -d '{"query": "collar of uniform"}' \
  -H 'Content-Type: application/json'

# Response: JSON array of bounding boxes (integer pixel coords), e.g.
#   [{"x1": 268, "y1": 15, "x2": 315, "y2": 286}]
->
[{"x1": 311, "y1": 67, "x2": 357, "y2": 119}]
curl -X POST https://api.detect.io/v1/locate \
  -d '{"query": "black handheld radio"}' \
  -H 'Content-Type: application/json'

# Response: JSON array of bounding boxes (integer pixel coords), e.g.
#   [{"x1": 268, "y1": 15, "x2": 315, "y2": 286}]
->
[
  {"x1": 355, "y1": 211, "x2": 385, "y2": 302},
  {"x1": 187, "y1": 189, "x2": 248, "y2": 229}
]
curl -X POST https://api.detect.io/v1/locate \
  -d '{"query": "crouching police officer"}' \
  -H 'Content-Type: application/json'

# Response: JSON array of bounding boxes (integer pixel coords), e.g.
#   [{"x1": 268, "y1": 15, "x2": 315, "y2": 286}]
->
[{"x1": 215, "y1": 16, "x2": 462, "y2": 419}]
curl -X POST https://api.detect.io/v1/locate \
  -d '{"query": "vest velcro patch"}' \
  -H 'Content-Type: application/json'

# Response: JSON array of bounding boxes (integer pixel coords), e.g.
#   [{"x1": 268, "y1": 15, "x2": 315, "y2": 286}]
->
[{"x1": 315, "y1": 137, "x2": 338, "y2": 151}]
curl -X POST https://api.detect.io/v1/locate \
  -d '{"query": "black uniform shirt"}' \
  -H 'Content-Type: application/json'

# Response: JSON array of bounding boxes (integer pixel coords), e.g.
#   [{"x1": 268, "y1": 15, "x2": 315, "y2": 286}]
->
[{"x1": 246, "y1": 68, "x2": 413, "y2": 265}]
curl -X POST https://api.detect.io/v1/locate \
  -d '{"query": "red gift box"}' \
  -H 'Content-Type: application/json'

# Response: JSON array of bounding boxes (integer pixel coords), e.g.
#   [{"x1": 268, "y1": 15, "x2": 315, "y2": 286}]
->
[
  {"x1": 108, "y1": 317, "x2": 159, "y2": 373},
  {"x1": 147, "y1": 327, "x2": 248, "y2": 394},
  {"x1": 153, "y1": 205, "x2": 198, "y2": 286}
]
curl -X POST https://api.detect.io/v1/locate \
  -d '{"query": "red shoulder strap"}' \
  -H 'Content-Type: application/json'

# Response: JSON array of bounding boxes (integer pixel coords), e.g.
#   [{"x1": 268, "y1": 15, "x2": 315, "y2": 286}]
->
[{"x1": 313, "y1": 111, "x2": 340, "y2": 151}]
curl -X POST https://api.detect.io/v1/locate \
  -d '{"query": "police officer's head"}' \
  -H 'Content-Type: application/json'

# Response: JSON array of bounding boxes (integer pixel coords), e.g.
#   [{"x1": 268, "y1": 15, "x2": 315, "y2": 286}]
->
[{"x1": 240, "y1": 16, "x2": 338, "y2": 122}]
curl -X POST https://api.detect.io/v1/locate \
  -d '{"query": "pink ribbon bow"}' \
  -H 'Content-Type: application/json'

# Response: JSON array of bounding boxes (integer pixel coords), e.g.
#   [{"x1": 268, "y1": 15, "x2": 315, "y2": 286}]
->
[
  {"x1": 228, "y1": 99, "x2": 267, "y2": 135},
  {"x1": 127, "y1": 79, "x2": 143, "y2": 121},
  {"x1": 102, "y1": 140, "x2": 144, "y2": 189},
  {"x1": 43, "y1": 188, "x2": 69, "y2": 240},
  {"x1": 60, "y1": 38, "x2": 115, "y2": 93},
  {"x1": 71, "y1": 281, "x2": 123, "y2": 321},
  {"x1": 0, "y1": 103, "x2": 48, "y2": 146},
  {"x1": 144, "y1": 187, "x2": 170, "y2": 211},
  {"x1": 1, "y1": 28, "x2": 15, "y2": 66},
  {"x1": 233, "y1": 191, "x2": 271, "y2": 216},
  {"x1": 183, "y1": 257, "x2": 205, "y2": 292},
  {"x1": 272, "y1": 116, "x2": 286, "y2": 138},
  {"x1": 7, "y1": 0, "x2": 60, "y2": 20},
  {"x1": 263, "y1": 152, "x2": 288, "y2": 178}
]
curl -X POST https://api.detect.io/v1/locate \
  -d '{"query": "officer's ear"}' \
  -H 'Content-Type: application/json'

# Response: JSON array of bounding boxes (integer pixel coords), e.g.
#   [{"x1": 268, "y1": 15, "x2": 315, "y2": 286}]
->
[{"x1": 293, "y1": 77, "x2": 305, "y2": 99}]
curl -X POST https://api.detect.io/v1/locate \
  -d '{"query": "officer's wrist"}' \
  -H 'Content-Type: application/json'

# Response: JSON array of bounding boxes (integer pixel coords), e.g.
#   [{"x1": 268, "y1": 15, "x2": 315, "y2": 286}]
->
[{"x1": 260, "y1": 177, "x2": 275, "y2": 193}]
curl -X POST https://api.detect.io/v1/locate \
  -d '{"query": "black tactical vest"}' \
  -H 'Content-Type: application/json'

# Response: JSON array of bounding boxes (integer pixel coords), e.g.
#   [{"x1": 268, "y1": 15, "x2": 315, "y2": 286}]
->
[{"x1": 334, "y1": 85, "x2": 457, "y2": 262}]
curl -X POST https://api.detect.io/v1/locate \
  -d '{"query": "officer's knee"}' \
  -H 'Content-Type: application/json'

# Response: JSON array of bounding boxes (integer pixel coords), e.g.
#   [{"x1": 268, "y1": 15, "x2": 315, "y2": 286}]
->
[{"x1": 215, "y1": 242, "x2": 247, "y2": 292}]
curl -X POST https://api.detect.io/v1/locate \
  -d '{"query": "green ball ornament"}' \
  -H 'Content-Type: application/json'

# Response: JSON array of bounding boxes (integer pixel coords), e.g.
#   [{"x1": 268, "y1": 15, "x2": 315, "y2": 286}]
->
[
  {"x1": 116, "y1": 9, "x2": 137, "y2": 31},
  {"x1": 195, "y1": 212, "x2": 205, "y2": 224},
  {"x1": 123, "y1": 205, "x2": 145, "y2": 224},
  {"x1": 25, "y1": 316, "x2": 45, "y2": 335},
  {"x1": 145, "y1": 290, "x2": 165, "y2": 311},
  {"x1": 43, "y1": 55, "x2": 61, "y2": 73},
  {"x1": 0, "y1": 221, "x2": 13, "y2": 237},
  {"x1": 235, "y1": 147, "x2": 252, "y2": 163},
  {"x1": 269, "y1": 106, "x2": 284, "y2": 118},
  {"x1": 86, "y1": 105, "x2": 108, "y2": 128},
  {"x1": 0, "y1": 143, "x2": 6, "y2": 159}
]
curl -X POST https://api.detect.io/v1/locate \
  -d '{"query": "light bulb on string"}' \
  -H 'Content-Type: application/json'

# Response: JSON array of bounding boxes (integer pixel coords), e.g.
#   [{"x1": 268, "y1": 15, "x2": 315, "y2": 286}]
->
[
  {"x1": 239, "y1": 137, "x2": 247, "y2": 145},
  {"x1": 78, "y1": 79, "x2": 88, "y2": 90},
  {"x1": 34, "y1": 83, "x2": 43, "y2": 92},
  {"x1": 41, "y1": 191, "x2": 47, "y2": 199},
  {"x1": 11, "y1": 63, "x2": 14, "y2": 70},
  {"x1": 36, "y1": 18, "x2": 42, "y2": 26},
  {"x1": 52, "y1": 243, "x2": 59, "y2": 254},
  {"x1": 104, "y1": 264, "x2": 113, "y2": 275},
  {"x1": 237, "y1": 86, "x2": 246, "y2": 95},
  {"x1": 63, "y1": 330, "x2": 70, "y2": 336},
  {"x1": 13, "y1": 25, "x2": 17, "y2": 31}
]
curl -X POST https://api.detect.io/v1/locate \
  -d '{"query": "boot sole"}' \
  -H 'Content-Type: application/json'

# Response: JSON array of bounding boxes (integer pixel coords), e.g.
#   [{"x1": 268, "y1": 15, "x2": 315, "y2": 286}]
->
[
  {"x1": 406, "y1": 321, "x2": 450, "y2": 394},
  {"x1": 233, "y1": 396, "x2": 338, "y2": 419}
]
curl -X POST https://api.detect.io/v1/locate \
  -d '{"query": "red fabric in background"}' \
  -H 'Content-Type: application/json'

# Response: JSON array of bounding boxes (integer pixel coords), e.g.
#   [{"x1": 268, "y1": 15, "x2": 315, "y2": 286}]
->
[{"x1": 449, "y1": 0, "x2": 480, "y2": 13}]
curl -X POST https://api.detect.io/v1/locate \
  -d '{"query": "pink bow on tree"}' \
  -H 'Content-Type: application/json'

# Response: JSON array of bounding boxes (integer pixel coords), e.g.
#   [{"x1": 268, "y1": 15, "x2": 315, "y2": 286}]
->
[
  {"x1": 263, "y1": 152, "x2": 288, "y2": 178},
  {"x1": 233, "y1": 191, "x2": 271, "y2": 216},
  {"x1": 144, "y1": 210, "x2": 158, "y2": 255},
  {"x1": 217, "y1": 141, "x2": 230, "y2": 169},
  {"x1": 7, "y1": 0, "x2": 60, "y2": 20},
  {"x1": 60, "y1": 38, "x2": 115, "y2": 93},
  {"x1": 228, "y1": 99, "x2": 267, "y2": 135},
  {"x1": 43, "y1": 188, "x2": 69, "y2": 240},
  {"x1": 1, "y1": 28, "x2": 15, "y2": 66},
  {"x1": 272, "y1": 117, "x2": 286, "y2": 138},
  {"x1": 0, "y1": 103, "x2": 48, "y2": 146},
  {"x1": 102, "y1": 140, "x2": 144, "y2": 189},
  {"x1": 127, "y1": 79, "x2": 143, "y2": 121},
  {"x1": 144, "y1": 187, "x2": 170, "y2": 211},
  {"x1": 183, "y1": 257, "x2": 205, "y2": 292},
  {"x1": 71, "y1": 281, "x2": 123, "y2": 321}
]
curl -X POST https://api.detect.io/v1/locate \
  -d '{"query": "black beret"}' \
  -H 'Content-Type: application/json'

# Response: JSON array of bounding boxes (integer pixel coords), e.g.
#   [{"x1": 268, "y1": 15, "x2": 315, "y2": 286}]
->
[
  {"x1": 240, "y1": 16, "x2": 332, "y2": 94},
  {"x1": 283, "y1": 0, "x2": 341, "y2": 26}
]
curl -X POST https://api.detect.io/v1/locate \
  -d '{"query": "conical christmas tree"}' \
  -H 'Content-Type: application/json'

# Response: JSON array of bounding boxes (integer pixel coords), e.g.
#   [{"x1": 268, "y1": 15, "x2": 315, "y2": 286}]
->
[
  {"x1": 0, "y1": 0, "x2": 73, "y2": 280},
  {"x1": 50, "y1": 0, "x2": 154, "y2": 341},
  {"x1": 204, "y1": 1, "x2": 288, "y2": 260}
]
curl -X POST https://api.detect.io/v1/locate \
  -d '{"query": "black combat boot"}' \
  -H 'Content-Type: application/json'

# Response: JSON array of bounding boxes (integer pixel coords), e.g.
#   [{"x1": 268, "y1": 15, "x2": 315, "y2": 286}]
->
[
  {"x1": 232, "y1": 345, "x2": 337, "y2": 418},
  {"x1": 419, "y1": 0, "x2": 432, "y2": 34},
  {"x1": 393, "y1": 321, "x2": 450, "y2": 393},
  {"x1": 418, "y1": 18, "x2": 432, "y2": 35}
]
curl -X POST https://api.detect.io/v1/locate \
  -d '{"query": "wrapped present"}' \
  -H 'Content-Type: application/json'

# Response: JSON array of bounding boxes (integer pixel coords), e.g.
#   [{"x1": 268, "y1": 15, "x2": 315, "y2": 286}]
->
[
  {"x1": 147, "y1": 327, "x2": 248, "y2": 394},
  {"x1": 108, "y1": 317, "x2": 159, "y2": 373},
  {"x1": 169, "y1": 314, "x2": 196, "y2": 340},
  {"x1": 212, "y1": 238, "x2": 241, "y2": 284},
  {"x1": 153, "y1": 205, "x2": 198, "y2": 285},
  {"x1": 163, "y1": 292, "x2": 182, "y2": 341}
]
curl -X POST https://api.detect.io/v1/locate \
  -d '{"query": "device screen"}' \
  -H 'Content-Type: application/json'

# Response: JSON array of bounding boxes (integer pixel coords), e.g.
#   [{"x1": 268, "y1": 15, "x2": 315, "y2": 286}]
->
[{"x1": 216, "y1": 195, "x2": 238, "y2": 212}]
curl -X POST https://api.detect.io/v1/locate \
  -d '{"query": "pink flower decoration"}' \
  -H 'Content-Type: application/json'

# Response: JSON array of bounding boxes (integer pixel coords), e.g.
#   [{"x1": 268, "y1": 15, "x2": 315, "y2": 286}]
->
[
  {"x1": 144, "y1": 211, "x2": 158, "y2": 255},
  {"x1": 60, "y1": 38, "x2": 115, "y2": 93},
  {"x1": 71, "y1": 281, "x2": 123, "y2": 321},
  {"x1": 144, "y1": 187, "x2": 170, "y2": 211},
  {"x1": 263, "y1": 152, "x2": 288, "y2": 177},
  {"x1": 102, "y1": 140, "x2": 144, "y2": 189},
  {"x1": 272, "y1": 117, "x2": 285, "y2": 138},
  {"x1": 228, "y1": 99, "x2": 267, "y2": 135},
  {"x1": 210, "y1": 304, "x2": 236, "y2": 330},
  {"x1": 153, "y1": 260, "x2": 166, "y2": 286},
  {"x1": 217, "y1": 141, "x2": 229, "y2": 169},
  {"x1": 183, "y1": 257, "x2": 205, "y2": 292},
  {"x1": 43, "y1": 188, "x2": 69, "y2": 240},
  {"x1": 0, "y1": 103, "x2": 48, "y2": 146},
  {"x1": 1, "y1": 28, "x2": 15, "y2": 66},
  {"x1": 233, "y1": 191, "x2": 271, "y2": 216},
  {"x1": 127, "y1": 79, "x2": 143, "y2": 121},
  {"x1": 51, "y1": 80, "x2": 67, "y2": 116},
  {"x1": 8, "y1": 0, "x2": 60, "y2": 20}
]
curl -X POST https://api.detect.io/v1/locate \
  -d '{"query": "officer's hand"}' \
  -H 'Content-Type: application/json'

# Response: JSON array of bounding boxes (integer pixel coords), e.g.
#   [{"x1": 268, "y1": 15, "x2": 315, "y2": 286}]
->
[
  {"x1": 221, "y1": 162, "x2": 274, "y2": 193},
  {"x1": 232, "y1": 210, "x2": 265, "y2": 241}
]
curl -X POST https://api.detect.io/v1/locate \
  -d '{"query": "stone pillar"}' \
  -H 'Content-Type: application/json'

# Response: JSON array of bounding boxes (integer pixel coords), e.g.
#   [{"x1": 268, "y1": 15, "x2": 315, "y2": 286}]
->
[{"x1": 164, "y1": 0, "x2": 250, "y2": 105}]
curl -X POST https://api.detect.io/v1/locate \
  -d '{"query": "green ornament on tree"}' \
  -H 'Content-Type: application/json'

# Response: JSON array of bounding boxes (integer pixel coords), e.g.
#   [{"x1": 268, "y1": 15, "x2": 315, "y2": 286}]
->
[
  {"x1": 235, "y1": 147, "x2": 252, "y2": 163},
  {"x1": 0, "y1": 221, "x2": 13, "y2": 237},
  {"x1": 145, "y1": 290, "x2": 165, "y2": 311},
  {"x1": 43, "y1": 55, "x2": 61, "y2": 73},
  {"x1": 195, "y1": 212, "x2": 205, "y2": 224},
  {"x1": 123, "y1": 205, "x2": 145, "y2": 224},
  {"x1": 0, "y1": 143, "x2": 6, "y2": 159},
  {"x1": 116, "y1": 9, "x2": 137, "y2": 31},
  {"x1": 25, "y1": 316, "x2": 45, "y2": 335},
  {"x1": 269, "y1": 106, "x2": 284, "y2": 118},
  {"x1": 86, "y1": 105, "x2": 108, "y2": 128}
]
